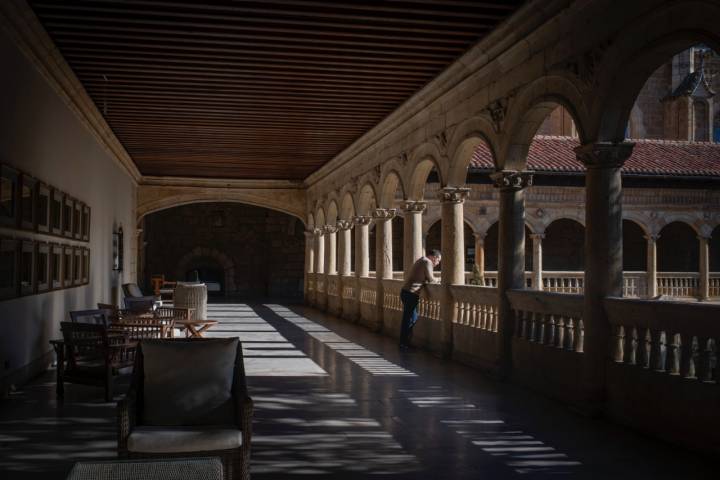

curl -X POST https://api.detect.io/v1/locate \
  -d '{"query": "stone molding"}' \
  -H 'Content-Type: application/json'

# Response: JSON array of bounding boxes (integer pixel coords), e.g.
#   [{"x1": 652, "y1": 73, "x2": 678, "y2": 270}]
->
[
  {"x1": 491, "y1": 171, "x2": 533, "y2": 191},
  {"x1": 336, "y1": 220, "x2": 353, "y2": 231},
  {"x1": 372, "y1": 208, "x2": 398, "y2": 220},
  {"x1": 352, "y1": 216, "x2": 373, "y2": 226},
  {"x1": 401, "y1": 201, "x2": 428, "y2": 213},
  {"x1": 437, "y1": 187, "x2": 470, "y2": 203},
  {"x1": 574, "y1": 142, "x2": 635, "y2": 169}
]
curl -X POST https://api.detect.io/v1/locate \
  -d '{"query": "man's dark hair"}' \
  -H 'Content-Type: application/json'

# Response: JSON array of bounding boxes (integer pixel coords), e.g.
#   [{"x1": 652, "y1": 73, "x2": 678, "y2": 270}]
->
[{"x1": 427, "y1": 249, "x2": 441, "y2": 258}]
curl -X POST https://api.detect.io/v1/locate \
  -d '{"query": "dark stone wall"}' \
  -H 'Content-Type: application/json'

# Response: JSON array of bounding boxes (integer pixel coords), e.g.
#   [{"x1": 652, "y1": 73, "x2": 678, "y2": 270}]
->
[{"x1": 144, "y1": 203, "x2": 304, "y2": 299}]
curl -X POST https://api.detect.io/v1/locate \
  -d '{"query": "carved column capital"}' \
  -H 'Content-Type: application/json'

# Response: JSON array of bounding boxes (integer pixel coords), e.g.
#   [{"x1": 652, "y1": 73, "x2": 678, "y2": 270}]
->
[
  {"x1": 490, "y1": 170, "x2": 533, "y2": 191},
  {"x1": 304, "y1": 230, "x2": 316, "y2": 239},
  {"x1": 574, "y1": 141, "x2": 635, "y2": 169},
  {"x1": 323, "y1": 225, "x2": 338, "y2": 235},
  {"x1": 372, "y1": 208, "x2": 397, "y2": 220},
  {"x1": 312, "y1": 227, "x2": 324, "y2": 236},
  {"x1": 644, "y1": 234, "x2": 660, "y2": 243},
  {"x1": 352, "y1": 215, "x2": 372, "y2": 226},
  {"x1": 336, "y1": 220, "x2": 353, "y2": 231},
  {"x1": 401, "y1": 201, "x2": 427, "y2": 213},
  {"x1": 474, "y1": 232, "x2": 487, "y2": 242},
  {"x1": 437, "y1": 187, "x2": 470, "y2": 203},
  {"x1": 530, "y1": 233, "x2": 546, "y2": 241}
]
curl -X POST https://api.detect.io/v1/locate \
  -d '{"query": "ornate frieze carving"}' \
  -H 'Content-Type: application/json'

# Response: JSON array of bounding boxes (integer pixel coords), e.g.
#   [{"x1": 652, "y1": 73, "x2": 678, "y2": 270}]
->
[
  {"x1": 574, "y1": 142, "x2": 634, "y2": 169},
  {"x1": 401, "y1": 201, "x2": 427, "y2": 213},
  {"x1": 372, "y1": 208, "x2": 398, "y2": 220},
  {"x1": 437, "y1": 187, "x2": 470, "y2": 203},
  {"x1": 490, "y1": 171, "x2": 533, "y2": 191},
  {"x1": 484, "y1": 98, "x2": 509, "y2": 133}
]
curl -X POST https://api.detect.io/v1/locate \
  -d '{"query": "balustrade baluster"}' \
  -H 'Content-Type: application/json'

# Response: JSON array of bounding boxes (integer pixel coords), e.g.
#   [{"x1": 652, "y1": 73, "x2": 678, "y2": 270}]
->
[
  {"x1": 668, "y1": 333, "x2": 681, "y2": 375},
  {"x1": 555, "y1": 317, "x2": 565, "y2": 349},
  {"x1": 654, "y1": 331, "x2": 667, "y2": 373},
  {"x1": 642, "y1": 328, "x2": 652, "y2": 369},
  {"x1": 565, "y1": 318, "x2": 575, "y2": 350},
  {"x1": 627, "y1": 327, "x2": 638, "y2": 365},
  {"x1": 537, "y1": 313, "x2": 546, "y2": 344},
  {"x1": 546, "y1": 315, "x2": 556, "y2": 346},
  {"x1": 700, "y1": 338, "x2": 715, "y2": 383},
  {"x1": 614, "y1": 325, "x2": 625, "y2": 363},
  {"x1": 576, "y1": 320, "x2": 585, "y2": 353},
  {"x1": 528, "y1": 312, "x2": 537, "y2": 342},
  {"x1": 519, "y1": 309, "x2": 528, "y2": 338}
]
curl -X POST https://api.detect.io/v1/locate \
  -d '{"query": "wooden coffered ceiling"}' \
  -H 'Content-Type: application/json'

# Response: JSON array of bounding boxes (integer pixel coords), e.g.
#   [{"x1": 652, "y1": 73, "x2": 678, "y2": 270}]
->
[{"x1": 29, "y1": 0, "x2": 524, "y2": 180}]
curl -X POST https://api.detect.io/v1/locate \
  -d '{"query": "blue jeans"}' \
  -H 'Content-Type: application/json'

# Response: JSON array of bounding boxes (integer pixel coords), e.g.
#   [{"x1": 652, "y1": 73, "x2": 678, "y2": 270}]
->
[{"x1": 400, "y1": 289, "x2": 420, "y2": 345}]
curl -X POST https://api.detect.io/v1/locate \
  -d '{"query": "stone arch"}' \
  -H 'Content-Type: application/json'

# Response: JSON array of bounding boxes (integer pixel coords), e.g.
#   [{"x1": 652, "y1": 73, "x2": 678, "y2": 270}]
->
[
  {"x1": 622, "y1": 212, "x2": 652, "y2": 237},
  {"x1": 379, "y1": 170, "x2": 405, "y2": 208},
  {"x1": 136, "y1": 186, "x2": 306, "y2": 224},
  {"x1": 356, "y1": 182, "x2": 378, "y2": 216},
  {"x1": 543, "y1": 218, "x2": 585, "y2": 271},
  {"x1": 500, "y1": 75, "x2": 590, "y2": 171},
  {"x1": 623, "y1": 219, "x2": 648, "y2": 271},
  {"x1": 446, "y1": 116, "x2": 500, "y2": 186},
  {"x1": 655, "y1": 214, "x2": 702, "y2": 236},
  {"x1": 307, "y1": 212, "x2": 315, "y2": 230},
  {"x1": 590, "y1": 1, "x2": 720, "y2": 142},
  {"x1": 657, "y1": 221, "x2": 700, "y2": 273},
  {"x1": 540, "y1": 211, "x2": 586, "y2": 232},
  {"x1": 315, "y1": 207, "x2": 326, "y2": 229},
  {"x1": 407, "y1": 142, "x2": 444, "y2": 200},
  {"x1": 326, "y1": 200, "x2": 339, "y2": 225},
  {"x1": 339, "y1": 191, "x2": 356, "y2": 220},
  {"x1": 175, "y1": 247, "x2": 237, "y2": 293}
]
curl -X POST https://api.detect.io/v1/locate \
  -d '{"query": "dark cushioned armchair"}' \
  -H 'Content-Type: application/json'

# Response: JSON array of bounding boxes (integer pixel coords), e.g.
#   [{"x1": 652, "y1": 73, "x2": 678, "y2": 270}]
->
[{"x1": 118, "y1": 338, "x2": 253, "y2": 480}]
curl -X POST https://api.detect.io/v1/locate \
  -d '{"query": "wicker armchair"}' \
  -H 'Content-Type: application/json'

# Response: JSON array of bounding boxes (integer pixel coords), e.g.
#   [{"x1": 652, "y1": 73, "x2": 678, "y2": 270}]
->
[
  {"x1": 55, "y1": 322, "x2": 135, "y2": 401},
  {"x1": 118, "y1": 338, "x2": 253, "y2": 480}
]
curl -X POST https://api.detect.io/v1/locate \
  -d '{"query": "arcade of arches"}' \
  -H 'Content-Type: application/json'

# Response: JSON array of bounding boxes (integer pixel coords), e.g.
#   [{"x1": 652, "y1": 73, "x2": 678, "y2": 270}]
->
[{"x1": 2, "y1": 0, "x2": 720, "y2": 475}]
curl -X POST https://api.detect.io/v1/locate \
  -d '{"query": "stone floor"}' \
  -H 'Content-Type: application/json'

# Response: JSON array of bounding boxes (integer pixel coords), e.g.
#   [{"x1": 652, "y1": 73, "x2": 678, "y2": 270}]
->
[{"x1": 0, "y1": 302, "x2": 715, "y2": 479}]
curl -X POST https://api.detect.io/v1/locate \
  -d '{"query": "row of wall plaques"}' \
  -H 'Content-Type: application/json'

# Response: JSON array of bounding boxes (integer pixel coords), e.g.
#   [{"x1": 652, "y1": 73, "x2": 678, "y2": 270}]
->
[
  {"x1": 0, "y1": 163, "x2": 91, "y2": 240},
  {"x1": 0, "y1": 238, "x2": 90, "y2": 300}
]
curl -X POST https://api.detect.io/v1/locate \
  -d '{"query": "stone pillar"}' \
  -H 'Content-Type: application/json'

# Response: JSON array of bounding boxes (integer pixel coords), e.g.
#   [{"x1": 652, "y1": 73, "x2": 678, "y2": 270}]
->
[
  {"x1": 575, "y1": 141, "x2": 634, "y2": 409},
  {"x1": 492, "y1": 171, "x2": 532, "y2": 376},
  {"x1": 437, "y1": 187, "x2": 469, "y2": 358},
  {"x1": 401, "y1": 201, "x2": 426, "y2": 278},
  {"x1": 645, "y1": 234, "x2": 658, "y2": 298},
  {"x1": 372, "y1": 208, "x2": 396, "y2": 333},
  {"x1": 337, "y1": 220, "x2": 353, "y2": 276},
  {"x1": 353, "y1": 216, "x2": 371, "y2": 278},
  {"x1": 314, "y1": 228, "x2": 326, "y2": 309},
  {"x1": 699, "y1": 235, "x2": 710, "y2": 300},
  {"x1": 324, "y1": 225, "x2": 338, "y2": 276},
  {"x1": 531, "y1": 233, "x2": 545, "y2": 291},
  {"x1": 304, "y1": 230, "x2": 315, "y2": 304},
  {"x1": 474, "y1": 233, "x2": 486, "y2": 281}
]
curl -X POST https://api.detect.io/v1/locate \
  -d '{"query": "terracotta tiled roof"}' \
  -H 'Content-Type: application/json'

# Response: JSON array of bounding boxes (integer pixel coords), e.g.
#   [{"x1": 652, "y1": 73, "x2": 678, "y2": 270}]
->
[{"x1": 470, "y1": 135, "x2": 720, "y2": 176}]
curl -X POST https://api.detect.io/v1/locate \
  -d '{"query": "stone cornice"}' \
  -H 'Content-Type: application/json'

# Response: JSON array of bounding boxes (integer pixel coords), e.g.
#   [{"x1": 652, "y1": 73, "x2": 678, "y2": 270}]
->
[
  {"x1": 141, "y1": 176, "x2": 304, "y2": 189},
  {"x1": 574, "y1": 142, "x2": 635, "y2": 169},
  {"x1": 490, "y1": 171, "x2": 533, "y2": 191},
  {"x1": 0, "y1": 0, "x2": 141, "y2": 184},
  {"x1": 303, "y1": 0, "x2": 569, "y2": 188},
  {"x1": 437, "y1": 187, "x2": 470, "y2": 203}
]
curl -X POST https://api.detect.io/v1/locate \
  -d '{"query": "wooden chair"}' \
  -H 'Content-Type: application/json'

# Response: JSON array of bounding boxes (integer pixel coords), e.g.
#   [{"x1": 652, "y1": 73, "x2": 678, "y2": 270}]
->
[
  {"x1": 111, "y1": 319, "x2": 166, "y2": 341},
  {"x1": 69, "y1": 309, "x2": 111, "y2": 326},
  {"x1": 118, "y1": 338, "x2": 253, "y2": 480},
  {"x1": 124, "y1": 297, "x2": 157, "y2": 312},
  {"x1": 56, "y1": 322, "x2": 135, "y2": 402}
]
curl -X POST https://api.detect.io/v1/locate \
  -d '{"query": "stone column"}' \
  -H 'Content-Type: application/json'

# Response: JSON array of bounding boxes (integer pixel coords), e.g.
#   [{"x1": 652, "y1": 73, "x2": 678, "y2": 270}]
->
[
  {"x1": 575, "y1": 141, "x2": 634, "y2": 408},
  {"x1": 474, "y1": 233, "x2": 486, "y2": 281},
  {"x1": 372, "y1": 208, "x2": 396, "y2": 333},
  {"x1": 531, "y1": 233, "x2": 545, "y2": 291},
  {"x1": 401, "y1": 201, "x2": 426, "y2": 278},
  {"x1": 336, "y1": 220, "x2": 353, "y2": 320},
  {"x1": 353, "y1": 216, "x2": 371, "y2": 278},
  {"x1": 304, "y1": 230, "x2": 315, "y2": 304},
  {"x1": 437, "y1": 187, "x2": 470, "y2": 358},
  {"x1": 699, "y1": 235, "x2": 710, "y2": 300},
  {"x1": 336, "y1": 220, "x2": 353, "y2": 276},
  {"x1": 492, "y1": 171, "x2": 532, "y2": 376},
  {"x1": 324, "y1": 225, "x2": 338, "y2": 276},
  {"x1": 645, "y1": 234, "x2": 658, "y2": 298},
  {"x1": 314, "y1": 228, "x2": 326, "y2": 309}
]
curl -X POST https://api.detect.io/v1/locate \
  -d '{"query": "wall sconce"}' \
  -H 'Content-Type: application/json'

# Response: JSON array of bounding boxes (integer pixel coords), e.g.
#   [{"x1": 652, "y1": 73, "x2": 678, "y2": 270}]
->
[{"x1": 113, "y1": 225, "x2": 124, "y2": 271}]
